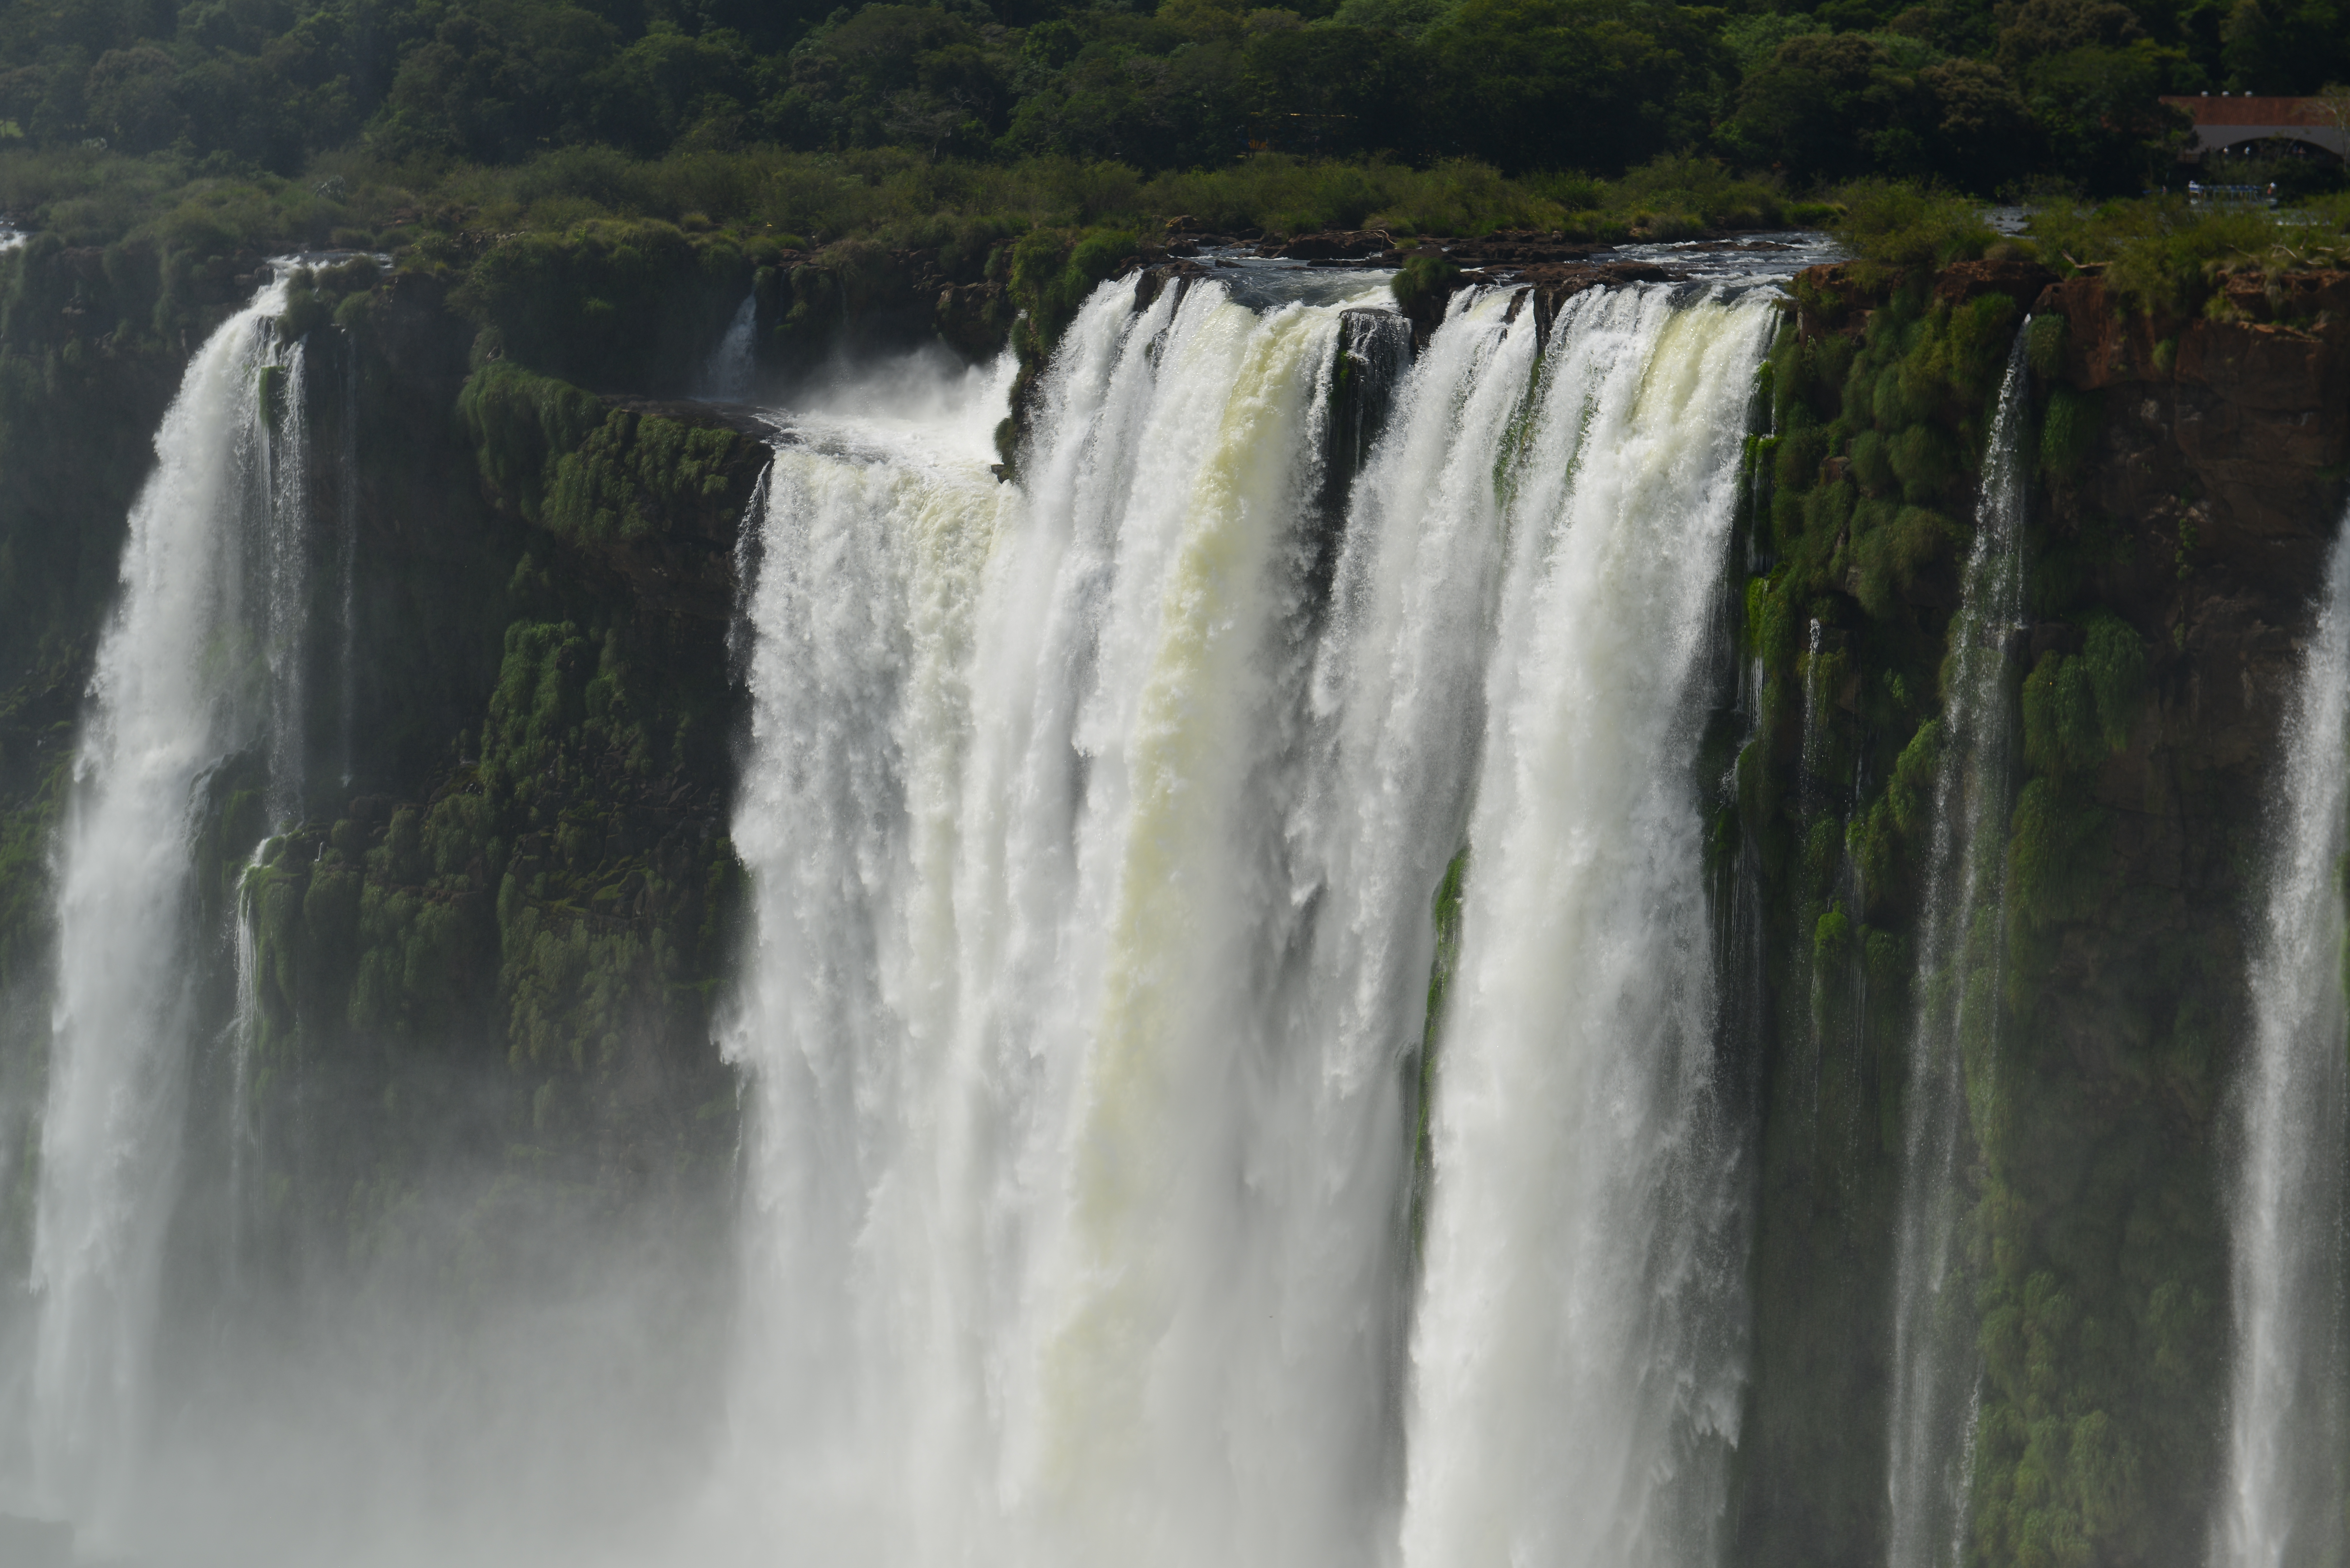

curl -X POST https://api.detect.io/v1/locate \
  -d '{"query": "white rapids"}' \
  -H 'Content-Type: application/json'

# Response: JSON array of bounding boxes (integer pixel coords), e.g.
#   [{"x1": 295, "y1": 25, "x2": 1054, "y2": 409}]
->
[
  {"x1": 713, "y1": 269, "x2": 1775, "y2": 1567},
  {"x1": 23, "y1": 273, "x2": 308, "y2": 1535},
  {"x1": 1883, "y1": 323, "x2": 2032, "y2": 1568},
  {"x1": 2213, "y1": 502, "x2": 2350, "y2": 1568}
]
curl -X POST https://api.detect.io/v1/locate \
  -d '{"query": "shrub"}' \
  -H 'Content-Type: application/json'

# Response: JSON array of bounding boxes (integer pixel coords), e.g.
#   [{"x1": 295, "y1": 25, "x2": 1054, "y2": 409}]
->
[
  {"x1": 2040, "y1": 385, "x2": 2099, "y2": 478},
  {"x1": 1391, "y1": 252, "x2": 1461, "y2": 318},
  {"x1": 2006, "y1": 774, "x2": 2110, "y2": 933},
  {"x1": 2026, "y1": 195, "x2": 2350, "y2": 319},
  {"x1": 1831, "y1": 178, "x2": 1998, "y2": 280},
  {"x1": 2026, "y1": 313, "x2": 2067, "y2": 380}
]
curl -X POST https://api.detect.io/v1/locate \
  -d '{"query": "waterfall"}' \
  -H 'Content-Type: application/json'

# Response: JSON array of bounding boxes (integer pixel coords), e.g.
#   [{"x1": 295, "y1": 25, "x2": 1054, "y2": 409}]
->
[
  {"x1": 257, "y1": 341, "x2": 310, "y2": 824},
  {"x1": 1399, "y1": 284, "x2": 1771, "y2": 1568},
  {"x1": 717, "y1": 268, "x2": 1775, "y2": 1566},
  {"x1": 338, "y1": 329, "x2": 361, "y2": 788},
  {"x1": 1796, "y1": 616, "x2": 1832, "y2": 1139},
  {"x1": 702, "y1": 295, "x2": 758, "y2": 400},
  {"x1": 1884, "y1": 323, "x2": 2032, "y2": 1568},
  {"x1": 2214, "y1": 503, "x2": 2350, "y2": 1568},
  {"x1": 224, "y1": 847, "x2": 266, "y2": 1286},
  {"x1": 27, "y1": 272, "x2": 307, "y2": 1530}
]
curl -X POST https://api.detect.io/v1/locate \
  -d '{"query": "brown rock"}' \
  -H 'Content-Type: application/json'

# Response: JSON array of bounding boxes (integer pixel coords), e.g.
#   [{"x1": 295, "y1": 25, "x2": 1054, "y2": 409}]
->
[
  {"x1": 2033, "y1": 276, "x2": 2141, "y2": 388},
  {"x1": 1933, "y1": 257, "x2": 2056, "y2": 309},
  {"x1": 1272, "y1": 231, "x2": 1388, "y2": 261},
  {"x1": 2176, "y1": 320, "x2": 2345, "y2": 413}
]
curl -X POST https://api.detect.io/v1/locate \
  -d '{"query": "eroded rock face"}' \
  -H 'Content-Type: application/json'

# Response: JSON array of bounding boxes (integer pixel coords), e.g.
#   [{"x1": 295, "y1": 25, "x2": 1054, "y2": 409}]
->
[
  {"x1": 1933, "y1": 255, "x2": 2058, "y2": 308},
  {"x1": 1735, "y1": 259, "x2": 2348, "y2": 1568},
  {"x1": 566, "y1": 399, "x2": 773, "y2": 623}
]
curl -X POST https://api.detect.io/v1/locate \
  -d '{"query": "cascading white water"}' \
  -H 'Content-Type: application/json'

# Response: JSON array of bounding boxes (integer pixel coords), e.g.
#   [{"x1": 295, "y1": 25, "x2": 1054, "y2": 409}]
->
[
  {"x1": 702, "y1": 295, "x2": 758, "y2": 400},
  {"x1": 1399, "y1": 284, "x2": 1772, "y2": 1568},
  {"x1": 1796, "y1": 615, "x2": 1833, "y2": 1137},
  {"x1": 257, "y1": 343, "x2": 310, "y2": 823},
  {"x1": 717, "y1": 268, "x2": 1775, "y2": 1567},
  {"x1": 719, "y1": 274, "x2": 1412, "y2": 1568},
  {"x1": 1884, "y1": 324, "x2": 2032, "y2": 1568},
  {"x1": 2214, "y1": 503, "x2": 2350, "y2": 1568},
  {"x1": 337, "y1": 330, "x2": 361, "y2": 788},
  {"x1": 25, "y1": 273, "x2": 307, "y2": 1533}
]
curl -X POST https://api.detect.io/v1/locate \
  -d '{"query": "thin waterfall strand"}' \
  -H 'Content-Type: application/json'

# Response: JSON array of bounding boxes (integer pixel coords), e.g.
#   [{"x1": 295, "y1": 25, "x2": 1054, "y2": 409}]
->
[
  {"x1": 28, "y1": 274, "x2": 302, "y2": 1531},
  {"x1": 2214, "y1": 503, "x2": 2350, "y2": 1568},
  {"x1": 338, "y1": 330, "x2": 360, "y2": 788},
  {"x1": 1400, "y1": 285, "x2": 1774, "y2": 1568},
  {"x1": 719, "y1": 274, "x2": 1779, "y2": 1568},
  {"x1": 703, "y1": 296, "x2": 758, "y2": 400},
  {"x1": 1885, "y1": 323, "x2": 2032, "y2": 1568},
  {"x1": 258, "y1": 342, "x2": 309, "y2": 825}
]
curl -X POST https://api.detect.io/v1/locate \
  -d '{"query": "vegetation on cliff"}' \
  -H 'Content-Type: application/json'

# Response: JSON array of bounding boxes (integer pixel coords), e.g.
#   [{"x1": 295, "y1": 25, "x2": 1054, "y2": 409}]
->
[
  {"x1": 0, "y1": 0, "x2": 2338, "y2": 195},
  {"x1": 0, "y1": 0, "x2": 2342, "y2": 1552},
  {"x1": 1735, "y1": 174, "x2": 2348, "y2": 1563},
  {"x1": 200, "y1": 321, "x2": 754, "y2": 1291}
]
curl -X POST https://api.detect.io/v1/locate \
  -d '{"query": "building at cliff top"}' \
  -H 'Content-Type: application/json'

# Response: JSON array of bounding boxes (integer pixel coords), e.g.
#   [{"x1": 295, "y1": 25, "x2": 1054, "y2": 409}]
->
[{"x1": 2160, "y1": 94, "x2": 2349, "y2": 159}]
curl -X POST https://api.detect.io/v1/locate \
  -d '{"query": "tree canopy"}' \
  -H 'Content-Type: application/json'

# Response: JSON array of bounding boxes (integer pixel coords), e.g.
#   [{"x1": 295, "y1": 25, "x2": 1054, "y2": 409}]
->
[{"x1": 0, "y1": 0, "x2": 2335, "y2": 197}]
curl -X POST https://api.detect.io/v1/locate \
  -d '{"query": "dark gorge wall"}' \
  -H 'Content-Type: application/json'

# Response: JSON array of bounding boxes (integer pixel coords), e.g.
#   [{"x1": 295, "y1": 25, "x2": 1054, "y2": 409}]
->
[
  {"x1": 0, "y1": 217, "x2": 1137, "y2": 1361},
  {"x1": 1733, "y1": 256, "x2": 2348, "y2": 1568},
  {"x1": 209, "y1": 313, "x2": 763, "y2": 1305},
  {"x1": 0, "y1": 228, "x2": 2345, "y2": 1559},
  {"x1": 0, "y1": 239, "x2": 778, "y2": 1457}
]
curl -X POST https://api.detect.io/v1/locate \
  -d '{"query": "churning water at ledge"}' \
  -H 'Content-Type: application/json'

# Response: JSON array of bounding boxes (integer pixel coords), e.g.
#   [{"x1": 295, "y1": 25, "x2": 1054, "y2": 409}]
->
[
  {"x1": 24, "y1": 274, "x2": 306, "y2": 1532},
  {"x1": 1400, "y1": 286, "x2": 1764, "y2": 1568},
  {"x1": 1884, "y1": 324, "x2": 2033, "y2": 1568},
  {"x1": 716, "y1": 269, "x2": 1775, "y2": 1566},
  {"x1": 2214, "y1": 502, "x2": 2350, "y2": 1568}
]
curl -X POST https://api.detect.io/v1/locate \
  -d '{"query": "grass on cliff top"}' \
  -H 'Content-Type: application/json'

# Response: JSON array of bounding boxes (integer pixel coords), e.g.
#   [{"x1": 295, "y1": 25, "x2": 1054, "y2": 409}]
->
[
  {"x1": 1819, "y1": 174, "x2": 2350, "y2": 319},
  {"x1": 0, "y1": 141, "x2": 1810, "y2": 263},
  {"x1": 1826, "y1": 180, "x2": 2002, "y2": 278},
  {"x1": 2027, "y1": 193, "x2": 2350, "y2": 316}
]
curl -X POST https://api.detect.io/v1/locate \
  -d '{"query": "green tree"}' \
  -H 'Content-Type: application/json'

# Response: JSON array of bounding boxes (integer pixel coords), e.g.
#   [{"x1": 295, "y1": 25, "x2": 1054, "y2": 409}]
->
[{"x1": 1419, "y1": 0, "x2": 1733, "y2": 175}]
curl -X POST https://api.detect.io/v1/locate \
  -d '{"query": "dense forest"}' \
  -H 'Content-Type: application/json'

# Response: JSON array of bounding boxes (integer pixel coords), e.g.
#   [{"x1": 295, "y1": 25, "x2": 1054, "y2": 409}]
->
[
  {"x1": 2, "y1": 0, "x2": 2350, "y2": 1551},
  {"x1": 0, "y1": 0, "x2": 2342, "y2": 205}
]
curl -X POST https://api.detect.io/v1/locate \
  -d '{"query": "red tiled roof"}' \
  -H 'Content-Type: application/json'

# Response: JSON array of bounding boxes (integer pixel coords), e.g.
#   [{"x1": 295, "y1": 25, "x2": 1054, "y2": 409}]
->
[{"x1": 2159, "y1": 96, "x2": 2333, "y2": 125}]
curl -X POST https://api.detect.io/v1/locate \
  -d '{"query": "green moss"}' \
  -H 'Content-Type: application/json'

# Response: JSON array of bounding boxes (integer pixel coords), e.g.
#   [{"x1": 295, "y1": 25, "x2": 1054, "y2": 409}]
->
[
  {"x1": 2080, "y1": 612, "x2": 2146, "y2": 754},
  {"x1": 2006, "y1": 778, "x2": 2111, "y2": 942},
  {"x1": 1853, "y1": 505, "x2": 1953, "y2": 621},
  {"x1": 1391, "y1": 253, "x2": 1461, "y2": 317},
  {"x1": 1829, "y1": 180, "x2": 1999, "y2": 284},
  {"x1": 1888, "y1": 424, "x2": 1957, "y2": 504},
  {"x1": 459, "y1": 360, "x2": 606, "y2": 525},
  {"x1": 2022, "y1": 652, "x2": 2101, "y2": 776},
  {"x1": 2027, "y1": 314, "x2": 2068, "y2": 382},
  {"x1": 1814, "y1": 904, "x2": 1852, "y2": 966},
  {"x1": 459, "y1": 360, "x2": 752, "y2": 547},
  {"x1": 1743, "y1": 250, "x2": 2238, "y2": 1568},
  {"x1": 1406, "y1": 848, "x2": 1467, "y2": 1268},
  {"x1": 1848, "y1": 429, "x2": 1892, "y2": 494},
  {"x1": 1006, "y1": 225, "x2": 1139, "y2": 356},
  {"x1": 452, "y1": 217, "x2": 750, "y2": 389},
  {"x1": 247, "y1": 608, "x2": 743, "y2": 1110},
  {"x1": 1884, "y1": 719, "x2": 1941, "y2": 839},
  {"x1": 1776, "y1": 426, "x2": 1827, "y2": 493},
  {"x1": 2021, "y1": 615, "x2": 2143, "y2": 777},
  {"x1": 2040, "y1": 386, "x2": 2099, "y2": 479},
  {"x1": 544, "y1": 410, "x2": 741, "y2": 544}
]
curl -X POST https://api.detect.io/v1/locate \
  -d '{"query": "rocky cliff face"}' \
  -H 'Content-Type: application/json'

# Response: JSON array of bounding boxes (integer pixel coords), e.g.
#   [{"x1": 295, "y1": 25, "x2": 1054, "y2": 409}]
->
[
  {"x1": 1736, "y1": 255, "x2": 2347, "y2": 1568},
  {"x1": 0, "y1": 227, "x2": 2343, "y2": 1556},
  {"x1": 149, "y1": 268, "x2": 768, "y2": 1383}
]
